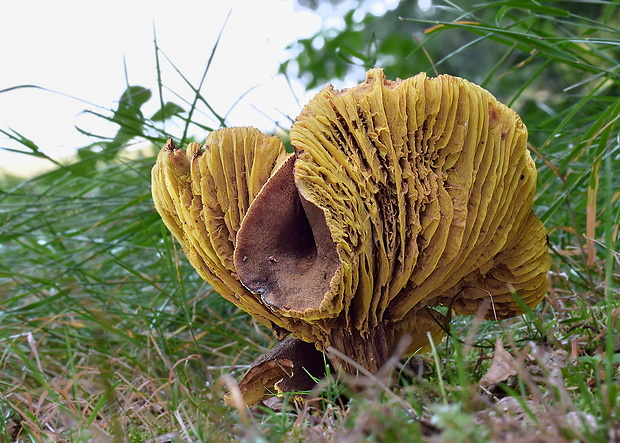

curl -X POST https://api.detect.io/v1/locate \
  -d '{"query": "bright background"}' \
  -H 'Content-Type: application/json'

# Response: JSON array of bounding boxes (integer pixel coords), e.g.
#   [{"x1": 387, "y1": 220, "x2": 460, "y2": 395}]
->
[{"x1": 0, "y1": 0, "x2": 398, "y2": 176}]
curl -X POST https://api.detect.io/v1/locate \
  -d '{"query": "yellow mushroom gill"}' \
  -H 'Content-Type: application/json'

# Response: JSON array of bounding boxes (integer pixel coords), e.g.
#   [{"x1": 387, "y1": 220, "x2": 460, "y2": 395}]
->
[{"x1": 151, "y1": 69, "x2": 551, "y2": 400}]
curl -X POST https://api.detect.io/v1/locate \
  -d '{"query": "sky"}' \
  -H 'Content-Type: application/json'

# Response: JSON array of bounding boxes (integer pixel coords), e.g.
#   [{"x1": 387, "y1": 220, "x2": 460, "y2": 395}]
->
[{"x1": 0, "y1": 0, "x2": 398, "y2": 176}]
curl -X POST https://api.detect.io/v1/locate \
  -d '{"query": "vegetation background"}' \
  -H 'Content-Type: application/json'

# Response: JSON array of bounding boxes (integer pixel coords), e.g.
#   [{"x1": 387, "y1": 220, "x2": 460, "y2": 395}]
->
[{"x1": 0, "y1": 0, "x2": 618, "y2": 441}]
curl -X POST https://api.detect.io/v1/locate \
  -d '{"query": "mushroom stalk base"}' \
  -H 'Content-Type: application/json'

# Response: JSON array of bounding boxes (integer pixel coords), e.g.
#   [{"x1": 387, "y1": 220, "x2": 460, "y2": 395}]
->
[{"x1": 328, "y1": 324, "x2": 390, "y2": 374}]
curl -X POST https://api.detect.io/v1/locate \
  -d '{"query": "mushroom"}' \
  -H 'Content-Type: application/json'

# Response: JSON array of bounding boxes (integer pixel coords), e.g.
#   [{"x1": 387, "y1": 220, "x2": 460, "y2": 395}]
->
[{"x1": 151, "y1": 69, "x2": 551, "y2": 404}]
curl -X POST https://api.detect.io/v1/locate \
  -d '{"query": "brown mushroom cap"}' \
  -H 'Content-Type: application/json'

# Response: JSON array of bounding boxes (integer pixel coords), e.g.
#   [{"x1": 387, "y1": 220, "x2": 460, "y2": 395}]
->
[
  {"x1": 224, "y1": 337, "x2": 325, "y2": 407},
  {"x1": 151, "y1": 69, "x2": 551, "y2": 380},
  {"x1": 233, "y1": 155, "x2": 341, "y2": 316}
]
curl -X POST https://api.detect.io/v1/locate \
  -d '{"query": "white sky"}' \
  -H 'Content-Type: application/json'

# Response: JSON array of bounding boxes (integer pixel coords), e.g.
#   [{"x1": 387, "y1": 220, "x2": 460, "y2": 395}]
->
[
  {"x1": 0, "y1": 0, "x2": 327, "y2": 176},
  {"x1": 1, "y1": 0, "x2": 403, "y2": 177}
]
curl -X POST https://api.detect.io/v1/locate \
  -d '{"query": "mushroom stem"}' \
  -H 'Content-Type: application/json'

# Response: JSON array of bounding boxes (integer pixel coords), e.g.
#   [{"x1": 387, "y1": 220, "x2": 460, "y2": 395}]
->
[{"x1": 328, "y1": 324, "x2": 390, "y2": 373}]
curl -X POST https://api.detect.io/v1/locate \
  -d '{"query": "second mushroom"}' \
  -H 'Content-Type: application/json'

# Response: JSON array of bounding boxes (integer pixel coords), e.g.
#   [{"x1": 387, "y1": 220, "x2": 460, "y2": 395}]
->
[{"x1": 151, "y1": 69, "x2": 551, "y2": 404}]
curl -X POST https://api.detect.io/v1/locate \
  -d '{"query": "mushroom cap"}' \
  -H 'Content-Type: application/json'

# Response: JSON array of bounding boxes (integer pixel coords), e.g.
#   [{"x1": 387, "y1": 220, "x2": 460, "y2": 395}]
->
[
  {"x1": 233, "y1": 154, "x2": 342, "y2": 317},
  {"x1": 151, "y1": 69, "x2": 551, "y2": 374}
]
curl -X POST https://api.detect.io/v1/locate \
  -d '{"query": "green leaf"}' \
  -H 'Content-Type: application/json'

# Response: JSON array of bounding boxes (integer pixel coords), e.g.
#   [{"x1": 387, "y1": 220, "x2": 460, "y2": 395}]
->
[{"x1": 151, "y1": 101, "x2": 185, "y2": 122}]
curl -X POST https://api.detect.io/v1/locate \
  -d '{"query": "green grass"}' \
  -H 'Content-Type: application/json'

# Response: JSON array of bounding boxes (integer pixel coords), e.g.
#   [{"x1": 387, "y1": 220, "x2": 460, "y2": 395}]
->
[{"x1": 1, "y1": 1, "x2": 618, "y2": 441}]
